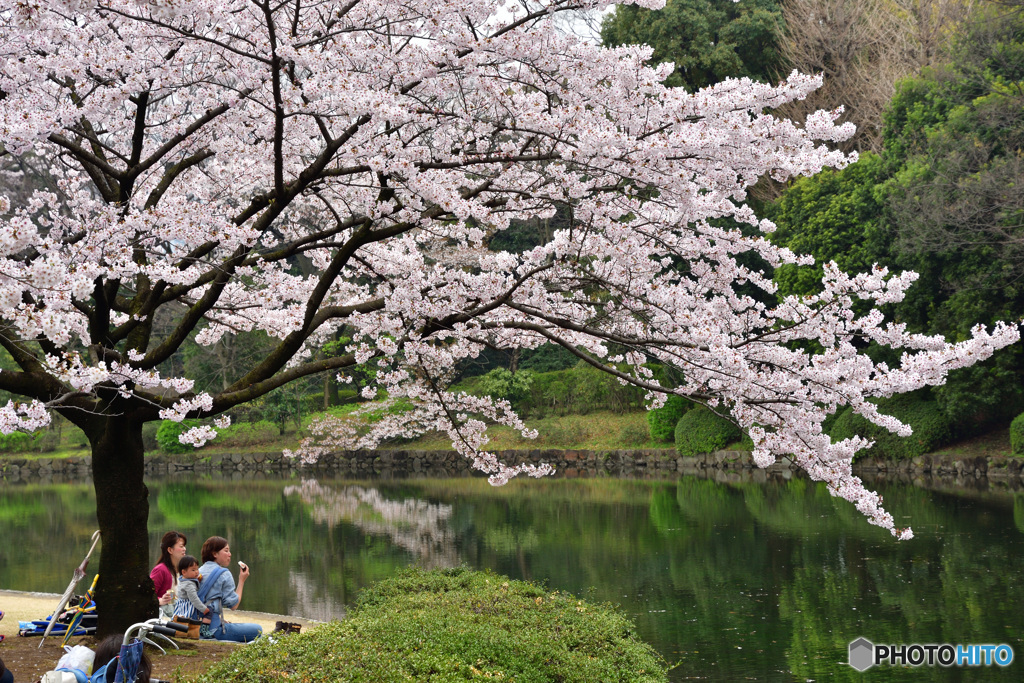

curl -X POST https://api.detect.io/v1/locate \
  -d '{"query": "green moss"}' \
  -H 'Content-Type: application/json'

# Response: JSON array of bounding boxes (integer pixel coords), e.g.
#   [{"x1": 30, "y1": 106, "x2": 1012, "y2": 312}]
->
[{"x1": 189, "y1": 567, "x2": 668, "y2": 683}]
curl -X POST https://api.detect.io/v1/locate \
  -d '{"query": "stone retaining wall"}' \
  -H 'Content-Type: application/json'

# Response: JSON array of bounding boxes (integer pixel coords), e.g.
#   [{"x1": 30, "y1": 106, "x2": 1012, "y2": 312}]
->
[{"x1": 3, "y1": 448, "x2": 1023, "y2": 489}]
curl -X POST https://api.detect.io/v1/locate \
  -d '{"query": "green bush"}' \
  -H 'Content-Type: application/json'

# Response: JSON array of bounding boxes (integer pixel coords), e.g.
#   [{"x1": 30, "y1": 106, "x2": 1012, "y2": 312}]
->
[
  {"x1": 0, "y1": 428, "x2": 67, "y2": 452},
  {"x1": 647, "y1": 395, "x2": 694, "y2": 442},
  {"x1": 476, "y1": 367, "x2": 535, "y2": 403},
  {"x1": 0, "y1": 430, "x2": 36, "y2": 453},
  {"x1": 1010, "y1": 412, "x2": 1024, "y2": 456},
  {"x1": 516, "y1": 364, "x2": 646, "y2": 418},
  {"x1": 521, "y1": 372, "x2": 571, "y2": 415},
  {"x1": 674, "y1": 405, "x2": 742, "y2": 456},
  {"x1": 155, "y1": 419, "x2": 203, "y2": 454},
  {"x1": 192, "y1": 567, "x2": 667, "y2": 683},
  {"x1": 572, "y1": 364, "x2": 643, "y2": 414},
  {"x1": 828, "y1": 394, "x2": 951, "y2": 460}
]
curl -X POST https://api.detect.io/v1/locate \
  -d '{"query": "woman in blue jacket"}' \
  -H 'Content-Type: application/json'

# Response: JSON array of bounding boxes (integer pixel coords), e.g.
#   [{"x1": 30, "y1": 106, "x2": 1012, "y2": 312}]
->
[{"x1": 197, "y1": 536, "x2": 263, "y2": 643}]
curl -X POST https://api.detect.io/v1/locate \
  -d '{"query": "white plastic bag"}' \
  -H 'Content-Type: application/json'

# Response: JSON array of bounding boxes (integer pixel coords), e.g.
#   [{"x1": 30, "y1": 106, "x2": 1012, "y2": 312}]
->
[
  {"x1": 56, "y1": 643, "x2": 95, "y2": 675},
  {"x1": 40, "y1": 672, "x2": 78, "y2": 683}
]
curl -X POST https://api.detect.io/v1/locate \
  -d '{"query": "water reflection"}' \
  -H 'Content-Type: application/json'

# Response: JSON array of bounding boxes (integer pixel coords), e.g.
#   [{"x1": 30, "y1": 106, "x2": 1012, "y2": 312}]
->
[
  {"x1": 283, "y1": 479, "x2": 458, "y2": 568},
  {"x1": 286, "y1": 569, "x2": 348, "y2": 623},
  {"x1": 1, "y1": 472, "x2": 1022, "y2": 681}
]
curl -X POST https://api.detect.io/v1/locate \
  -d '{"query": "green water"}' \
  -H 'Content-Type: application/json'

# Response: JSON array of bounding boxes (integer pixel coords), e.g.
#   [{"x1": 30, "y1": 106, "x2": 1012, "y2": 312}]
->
[{"x1": 1, "y1": 473, "x2": 1022, "y2": 681}]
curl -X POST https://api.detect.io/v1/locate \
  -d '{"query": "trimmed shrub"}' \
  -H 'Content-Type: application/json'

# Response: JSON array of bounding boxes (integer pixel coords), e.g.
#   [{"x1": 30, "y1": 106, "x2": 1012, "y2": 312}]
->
[
  {"x1": 647, "y1": 395, "x2": 694, "y2": 442},
  {"x1": 155, "y1": 419, "x2": 202, "y2": 454},
  {"x1": 1012, "y1": 412, "x2": 1024, "y2": 456},
  {"x1": 674, "y1": 405, "x2": 742, "y2": 456},
  {"x1": 828, "y1": 394, "x2": 951, "y2": 460},
  {"x1": 192, "y1": 567, "x2": 668, "y2": 683}
]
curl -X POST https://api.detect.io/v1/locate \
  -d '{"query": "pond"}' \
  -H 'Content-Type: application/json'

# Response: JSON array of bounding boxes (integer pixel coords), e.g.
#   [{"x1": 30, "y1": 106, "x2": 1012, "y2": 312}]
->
[{"x1": 1, "y1": 472, "x2": 1022, "y2": 681}]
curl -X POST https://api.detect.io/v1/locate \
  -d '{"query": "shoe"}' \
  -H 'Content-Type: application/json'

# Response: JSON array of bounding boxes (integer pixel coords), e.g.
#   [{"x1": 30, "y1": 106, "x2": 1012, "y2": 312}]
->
[{"x1": 0, "y1": 634, "x2": 5, "y2": 643}]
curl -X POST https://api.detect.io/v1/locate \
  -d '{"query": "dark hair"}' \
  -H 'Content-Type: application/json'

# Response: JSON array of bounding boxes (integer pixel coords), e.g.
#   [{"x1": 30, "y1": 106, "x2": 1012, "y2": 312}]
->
[
  {"x1": 201, "y1": 536, "x2": 228, "y2": 563},
  {"x1": 93, "y1": 634, "x2": 151, "y2": 683},
  {"x1": 178, "y1": 554, "x2": 199, "y2": 574},
  {"x1": 158, "y1": 531, "x2": 187, "y2": 574}
]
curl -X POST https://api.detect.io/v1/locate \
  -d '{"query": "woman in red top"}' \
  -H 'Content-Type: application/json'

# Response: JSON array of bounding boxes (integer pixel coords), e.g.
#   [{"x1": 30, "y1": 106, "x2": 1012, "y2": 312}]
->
[{"x1": 150, "y1": 531, "x2": 187, "y2": 618}]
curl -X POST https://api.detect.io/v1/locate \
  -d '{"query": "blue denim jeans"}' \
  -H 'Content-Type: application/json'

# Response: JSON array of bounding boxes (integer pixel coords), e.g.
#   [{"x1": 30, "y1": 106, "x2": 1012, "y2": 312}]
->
[{"x1": 207, "y1": 620, "x2": 262, "y2": 642}]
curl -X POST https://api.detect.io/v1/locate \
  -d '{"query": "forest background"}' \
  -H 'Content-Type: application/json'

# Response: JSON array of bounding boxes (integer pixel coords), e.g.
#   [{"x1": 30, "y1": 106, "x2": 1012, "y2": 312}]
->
[{"x1": 3, "y1": 0, "x2": 1024, "y2": 462}]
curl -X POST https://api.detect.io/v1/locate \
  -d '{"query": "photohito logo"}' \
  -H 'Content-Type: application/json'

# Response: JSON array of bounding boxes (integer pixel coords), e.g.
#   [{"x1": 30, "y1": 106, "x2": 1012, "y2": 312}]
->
[{"x1": 848, "y1": 638, "x2": 1014, "y2": 671}]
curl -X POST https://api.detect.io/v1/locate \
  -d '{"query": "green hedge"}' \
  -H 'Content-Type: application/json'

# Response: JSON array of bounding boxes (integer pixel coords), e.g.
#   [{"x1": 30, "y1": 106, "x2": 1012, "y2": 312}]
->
[
  {"x1": 191, "y1": 567, "x2": 668, "y2": 682},
  {"x1": 1011, "y1": 412, "x2": 1024, "y2": 456},
  {"x1": 828, "y1": 394, "x2": 951, "y2": 460},
  {"x1": 674, "y1": 405, "x2": 743, "y2": 456},
  {"x1": 647, "y1": 395, "x2": 694, "y2": 442}
]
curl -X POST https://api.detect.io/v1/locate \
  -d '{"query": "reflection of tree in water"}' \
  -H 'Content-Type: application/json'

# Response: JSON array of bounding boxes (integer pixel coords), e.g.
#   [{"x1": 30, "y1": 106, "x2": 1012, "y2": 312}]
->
[
  {"x1": 284, "y1": 569, "x2": 349, "y2": 623},
  {"x1": 284, "y1": 479, "x2": 458, "y2": 568}
]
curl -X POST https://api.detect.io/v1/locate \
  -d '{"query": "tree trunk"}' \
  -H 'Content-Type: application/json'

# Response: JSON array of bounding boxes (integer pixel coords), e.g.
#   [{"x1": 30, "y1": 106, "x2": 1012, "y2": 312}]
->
[
  {"x1": 87, "y1": 413, "x2": 157, "y2": 637},
  {"x1": 324, "y1": 373, "x2": 339, "y2": 408}
]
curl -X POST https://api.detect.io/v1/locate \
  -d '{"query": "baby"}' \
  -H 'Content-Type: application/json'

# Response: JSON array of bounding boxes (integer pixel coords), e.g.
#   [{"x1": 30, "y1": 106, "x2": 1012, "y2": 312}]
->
[{"x1": 172, "y1": 555, "x2": 212, "y2": 624}]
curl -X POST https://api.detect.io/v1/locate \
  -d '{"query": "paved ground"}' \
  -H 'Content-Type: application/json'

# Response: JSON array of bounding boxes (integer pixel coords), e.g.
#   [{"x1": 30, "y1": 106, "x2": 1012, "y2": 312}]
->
[{"x1": 0, "y1": 590, "x2": 313, "y2": 681}]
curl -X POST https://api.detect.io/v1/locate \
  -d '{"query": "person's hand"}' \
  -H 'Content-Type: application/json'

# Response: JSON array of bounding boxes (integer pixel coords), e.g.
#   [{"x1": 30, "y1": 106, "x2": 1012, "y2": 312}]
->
[
  {"x1": 202, "y1": 617, "x2": 211, "y2": 624},
  {"x1": 157, "y1": 589, "x2": 174, "y2": 606},
  {"x1": 238, "y1": 561, "x2": 250, "y2": 580}
]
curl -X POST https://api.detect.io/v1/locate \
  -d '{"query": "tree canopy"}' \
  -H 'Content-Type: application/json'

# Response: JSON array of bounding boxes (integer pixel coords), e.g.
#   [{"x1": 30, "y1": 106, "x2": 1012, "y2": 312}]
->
[
  {"x1": 768, "y1": 5, "x2": 1024, "y2": 427},
  {"x1": 601, "y1": 0, "x2": 786, "y2": 91}
]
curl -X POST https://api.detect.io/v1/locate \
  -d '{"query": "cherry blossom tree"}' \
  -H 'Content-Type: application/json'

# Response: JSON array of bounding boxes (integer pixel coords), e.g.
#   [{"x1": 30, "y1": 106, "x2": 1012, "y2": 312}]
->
[{"x1": 0, "y1": 0, "x2": 1017, "y2": 634}]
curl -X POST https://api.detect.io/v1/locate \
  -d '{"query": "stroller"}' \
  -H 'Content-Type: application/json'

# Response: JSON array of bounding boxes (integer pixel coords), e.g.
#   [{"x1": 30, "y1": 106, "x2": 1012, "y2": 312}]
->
[{"x1": 44, "y1": 618, "x2": 187, "y2": 683}]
